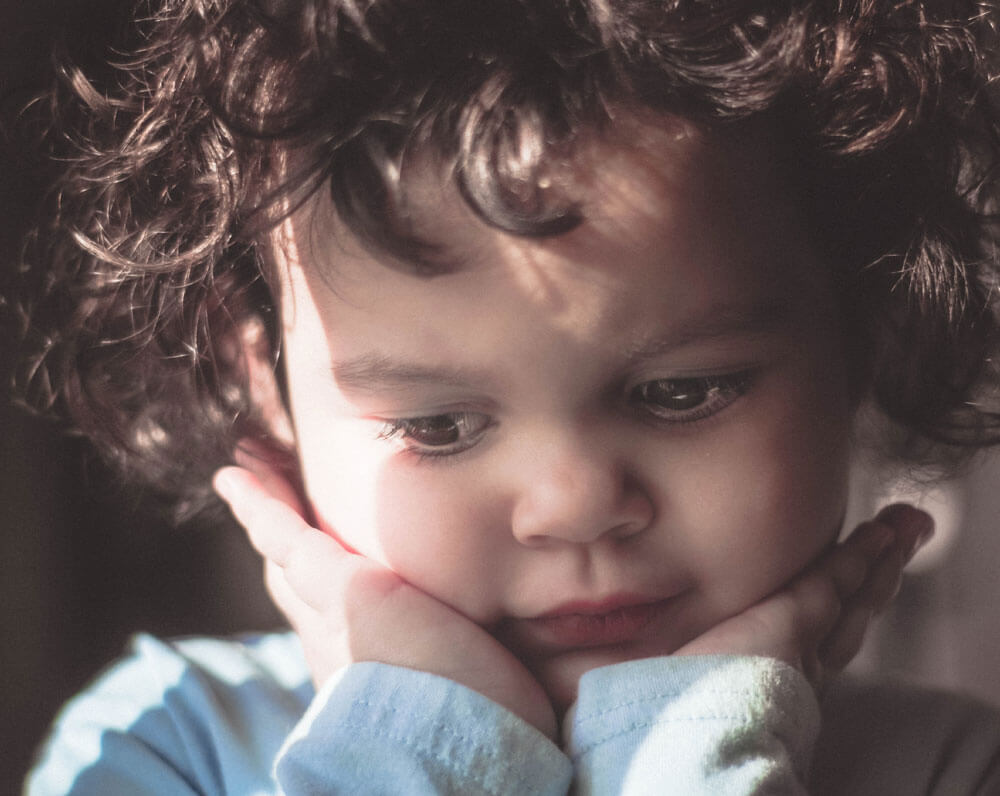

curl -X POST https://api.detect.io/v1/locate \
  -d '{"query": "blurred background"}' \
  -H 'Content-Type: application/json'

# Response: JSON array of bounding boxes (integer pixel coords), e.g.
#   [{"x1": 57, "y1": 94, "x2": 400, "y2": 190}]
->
[
  {"x1": 843, "y1": 457, "x2": 1000, "y2": 701},
  {"x1": 0, "y1": 3, "x2": 282, "y2": 791},
  {"x1": 3, "y1": 3, "x2": 1000, "y2": 794}
]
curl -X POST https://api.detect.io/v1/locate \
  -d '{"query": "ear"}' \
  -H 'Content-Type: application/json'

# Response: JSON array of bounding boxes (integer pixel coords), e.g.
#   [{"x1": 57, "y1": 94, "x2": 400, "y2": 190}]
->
[
  {"x1": 232, "y1": 315, "x2": 319, "y2": 522},
  {"x1": 239, "y1": 316, "x2": 297, "y2": 451}
]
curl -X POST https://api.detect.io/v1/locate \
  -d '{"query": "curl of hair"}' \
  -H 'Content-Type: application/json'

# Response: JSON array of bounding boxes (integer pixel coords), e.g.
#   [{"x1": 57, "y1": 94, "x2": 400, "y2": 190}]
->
[{"x1": 8, "y1": 0, "x2": 1000, "y2": 513}]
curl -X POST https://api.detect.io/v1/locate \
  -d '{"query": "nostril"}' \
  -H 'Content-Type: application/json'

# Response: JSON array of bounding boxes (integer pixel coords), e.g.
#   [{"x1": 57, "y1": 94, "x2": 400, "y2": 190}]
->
[{"x1": 510, "y1": 478, "x2": 654, "y2": 547}]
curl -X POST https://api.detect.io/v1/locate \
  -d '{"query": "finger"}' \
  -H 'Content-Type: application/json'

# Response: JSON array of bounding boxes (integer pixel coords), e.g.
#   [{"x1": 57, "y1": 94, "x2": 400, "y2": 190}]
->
[
  {"x1": 233, "y1": 442, "x2": 305, "y2": 514},
  {"x1": 818, "y1": 601, "x2": 874, "y2": 672},
  {"x1": 788, "y1": 568, "x2": 842, "y2": 643},
  {"x1": 814, "y1": 506, "x2": 934, "y2": 677},
  {"x1": 875, "y1": 503, "x2": 935, "y2": 565},
  {"x1": 825, "y1": 519, "x2": 895, "y2": 600},
  {"x1": 265, "y1": 560, "x2": 324, "y2": 633},
  {"x1": 216, "y1": 466, "x2": 365, "y2": 612},
  {"x1": 825, "y1": 505, "x2": 933, "y2": 603},
  {"x1": 215, "y1": 465, "x2": 402, "y2": 615},
  {"x1": 860, "y1": 544, "x2": 907, "y2": 612},
  {"x1": 759, "y1": 567, "x2": 841, "y2": 651},
  {"x1": 848, "y1": 506, "x2": 933, "y2": 613},
  {"x1": 261, "y1": 524, "x2": 375, "y2": 619},
  {"x1": 265, "y1": 560, "x2": 304, "y2": 618},
  {"x1": 259, "y1": 515, "x2": 403, "y2": 615},
  {"x1": 265, "y1": 561, "x2": 347, "y2": 686},
  {"x1": 214, "y1": 466, "x2": 322, "y2": 566}
]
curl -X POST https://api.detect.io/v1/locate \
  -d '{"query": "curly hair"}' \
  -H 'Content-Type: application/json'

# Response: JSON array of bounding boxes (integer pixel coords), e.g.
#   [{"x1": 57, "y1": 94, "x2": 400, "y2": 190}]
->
[{"x1": 8, "y1": 0, "x2": 1000, "y2": 514}]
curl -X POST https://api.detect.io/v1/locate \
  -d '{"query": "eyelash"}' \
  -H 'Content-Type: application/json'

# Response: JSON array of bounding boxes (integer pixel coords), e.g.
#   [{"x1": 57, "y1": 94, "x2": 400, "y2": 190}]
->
[
  {"x1": 377, "y1": 412, "x2": 494, "y2": 460},
  {"x1": 376, "y1": 370, "x2": 754, "y2": 461},
  {"x1": 629, "y1": 371, "x2": 754, "y2": 426}
]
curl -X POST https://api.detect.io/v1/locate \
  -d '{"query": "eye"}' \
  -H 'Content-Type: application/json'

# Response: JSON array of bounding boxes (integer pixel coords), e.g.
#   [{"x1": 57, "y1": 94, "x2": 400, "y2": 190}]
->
[
  {"x1": 630, "y1": 372, "x2": 752, "y2": 424},
  {"x1": 377, "y1": 412, "x2": 494, "y2": 458}
]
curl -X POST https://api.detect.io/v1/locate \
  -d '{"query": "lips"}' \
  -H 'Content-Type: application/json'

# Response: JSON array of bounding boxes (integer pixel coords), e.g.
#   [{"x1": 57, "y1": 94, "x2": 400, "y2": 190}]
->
[{"x1": 505, "y1": 594, "x2": 673, "y2": 650}]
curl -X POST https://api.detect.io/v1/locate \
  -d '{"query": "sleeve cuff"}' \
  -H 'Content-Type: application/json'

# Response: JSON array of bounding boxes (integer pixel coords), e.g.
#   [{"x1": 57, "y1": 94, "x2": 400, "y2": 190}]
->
[
  {"x1": 276, "y1": 662, "x2": 571, "y2": 795},
  {"x1": 565, "y1": 655, "x2": 819, "y2": 795}
]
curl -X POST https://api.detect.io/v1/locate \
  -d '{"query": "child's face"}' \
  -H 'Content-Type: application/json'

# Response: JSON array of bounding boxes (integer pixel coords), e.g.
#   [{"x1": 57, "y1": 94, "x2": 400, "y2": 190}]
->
[{"x1": 268, "y1": 121, "x2": 853, "y2": 700}]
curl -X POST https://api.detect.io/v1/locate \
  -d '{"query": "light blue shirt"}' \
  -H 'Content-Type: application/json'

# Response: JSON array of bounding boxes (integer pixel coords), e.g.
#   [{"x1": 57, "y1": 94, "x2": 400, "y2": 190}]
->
[
  {"x1": 26, "y1": 632, "x2": 825, "y2": 794},
  {"x1": 26, "y1": 634, "x2": 819, "y2": 796}
]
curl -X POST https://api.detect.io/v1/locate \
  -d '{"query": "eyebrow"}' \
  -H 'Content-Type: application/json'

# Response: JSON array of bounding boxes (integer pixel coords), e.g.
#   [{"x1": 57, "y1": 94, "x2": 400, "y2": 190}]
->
[
  {"x1": 332, "y1": 355, "x2": 497, "y2": 395},
  {"x1": 331, "y1": 297, "x2": 794, "y2": 395},
  {"x1": 622, "y1": 297, "x2": 795, "y2": 362}
]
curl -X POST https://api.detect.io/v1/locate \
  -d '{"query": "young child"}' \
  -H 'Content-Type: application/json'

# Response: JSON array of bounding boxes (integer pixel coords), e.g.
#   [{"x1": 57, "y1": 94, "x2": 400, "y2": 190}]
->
[{"x1": 14, "y1": 0, "x2": 1000, "y2": 792}]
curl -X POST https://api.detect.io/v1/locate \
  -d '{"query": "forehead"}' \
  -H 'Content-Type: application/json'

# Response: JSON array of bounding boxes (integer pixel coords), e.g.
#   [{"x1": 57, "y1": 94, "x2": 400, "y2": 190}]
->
[
  {"x1": 271, "y1": 116, "x2": 827, "y2": 348},
  {"x1": 293, "y1": 116, "x2": 807, "y2": 258}
]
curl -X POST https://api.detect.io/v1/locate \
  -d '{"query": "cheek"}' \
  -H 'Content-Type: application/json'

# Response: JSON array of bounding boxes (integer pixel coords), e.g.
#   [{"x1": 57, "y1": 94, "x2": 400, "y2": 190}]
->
[
  {"x1": 665, "y1": 380, "x2": 851, "y2": 607},
  {"x1": 374, "y1": 465, "x2": 512, "y2": 618},
  {"x1": 305, "y1": 448, "x2": 506, "y2": 619},
  {"x1": 295, "y1": 423, "x2": 387, "y2": 557}
]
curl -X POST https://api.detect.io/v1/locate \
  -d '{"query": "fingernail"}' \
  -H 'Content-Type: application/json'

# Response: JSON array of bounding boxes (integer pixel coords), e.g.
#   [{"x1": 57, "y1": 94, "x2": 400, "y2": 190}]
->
[
  {"x1": 871, "y1": 521, "x2": 895, "y2": 552},
  {"x1": 877, "y1": 504, "x2": 935, "y2": 562},
  {"x1": 876, "y1": 504, "x2": 933, "y2": 538},
  {"x1": 875, "y1": 502, "x2": 910, "y2": 525},
  {"x1": 212, "y1": 467, "x2": 242, "y2": 503}
]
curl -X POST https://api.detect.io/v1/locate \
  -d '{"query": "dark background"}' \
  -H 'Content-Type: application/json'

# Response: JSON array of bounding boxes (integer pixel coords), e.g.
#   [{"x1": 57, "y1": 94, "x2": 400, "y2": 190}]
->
[{"x1": 1, "y1": 4, "x2": 281, "y2": 791}]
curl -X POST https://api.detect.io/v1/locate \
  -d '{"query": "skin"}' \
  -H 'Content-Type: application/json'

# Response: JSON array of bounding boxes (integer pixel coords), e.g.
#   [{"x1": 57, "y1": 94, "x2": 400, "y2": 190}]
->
[{"x1": 215, "y1": 121, "x2": 934, "y2": 737}]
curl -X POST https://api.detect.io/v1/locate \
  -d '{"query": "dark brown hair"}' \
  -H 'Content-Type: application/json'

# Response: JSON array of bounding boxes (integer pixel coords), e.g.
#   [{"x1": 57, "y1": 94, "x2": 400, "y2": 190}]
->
[{"x1": 8, "y1": 0, "x2": 1000, "y2": 514}]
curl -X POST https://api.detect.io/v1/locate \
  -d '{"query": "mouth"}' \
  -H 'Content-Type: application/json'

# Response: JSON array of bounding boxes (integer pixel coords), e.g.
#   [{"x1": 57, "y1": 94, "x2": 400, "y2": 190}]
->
[{"x1": 504, "y1": 594, "x2": 676, "y2": 650}]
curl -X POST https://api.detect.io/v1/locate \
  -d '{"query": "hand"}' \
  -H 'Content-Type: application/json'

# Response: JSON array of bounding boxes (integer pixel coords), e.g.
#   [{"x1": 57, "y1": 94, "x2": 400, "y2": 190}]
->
[
  {"x1": 213, "y1": 457, "x2": 558, "y2": 739},
  {"x1": 675, "y1": 504, "x2": 934, "y2": 690}
]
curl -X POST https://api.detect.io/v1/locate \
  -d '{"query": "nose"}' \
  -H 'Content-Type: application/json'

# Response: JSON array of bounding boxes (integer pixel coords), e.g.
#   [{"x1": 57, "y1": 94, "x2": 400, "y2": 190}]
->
[{"x1": 510, "y1": 434, "x2": 654, "y2": 547}]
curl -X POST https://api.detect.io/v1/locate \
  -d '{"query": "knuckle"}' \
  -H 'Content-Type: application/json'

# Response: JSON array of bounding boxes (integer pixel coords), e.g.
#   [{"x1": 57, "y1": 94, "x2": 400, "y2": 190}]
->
[
  {"x1": 352, "y1": 566, "x2": 406, "y2": 602},
  {"x1": 829, "y1": 548, "x2": 868, "y2": 596},
  {"x1": 864, "y1": 550, "x2": 906, "y2": 608},
  {"x1": 794, "y1": 576, "x2": 840, "y2": 636}
]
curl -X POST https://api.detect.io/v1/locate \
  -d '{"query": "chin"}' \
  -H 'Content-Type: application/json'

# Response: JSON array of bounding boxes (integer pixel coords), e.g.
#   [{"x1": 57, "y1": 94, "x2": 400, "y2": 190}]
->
[{"x1": 524, "y1": 643, "x2": 650, "y2": 719}]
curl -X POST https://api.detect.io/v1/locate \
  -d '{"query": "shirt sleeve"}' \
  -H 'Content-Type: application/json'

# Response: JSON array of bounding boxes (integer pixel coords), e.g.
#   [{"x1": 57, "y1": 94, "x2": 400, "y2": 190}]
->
[
  {"x1": 274, "y1": 662, "x2": 572, "y2": 795},
  {"x1": 564, "y1": 655, "x2": 820, "y2": 795},
  {"x1": 25, "y1": 634, "x2": 571, "y2": 796},
  {"x1": 24, "y1": 634, "x2": 279, "y2": 796}
]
